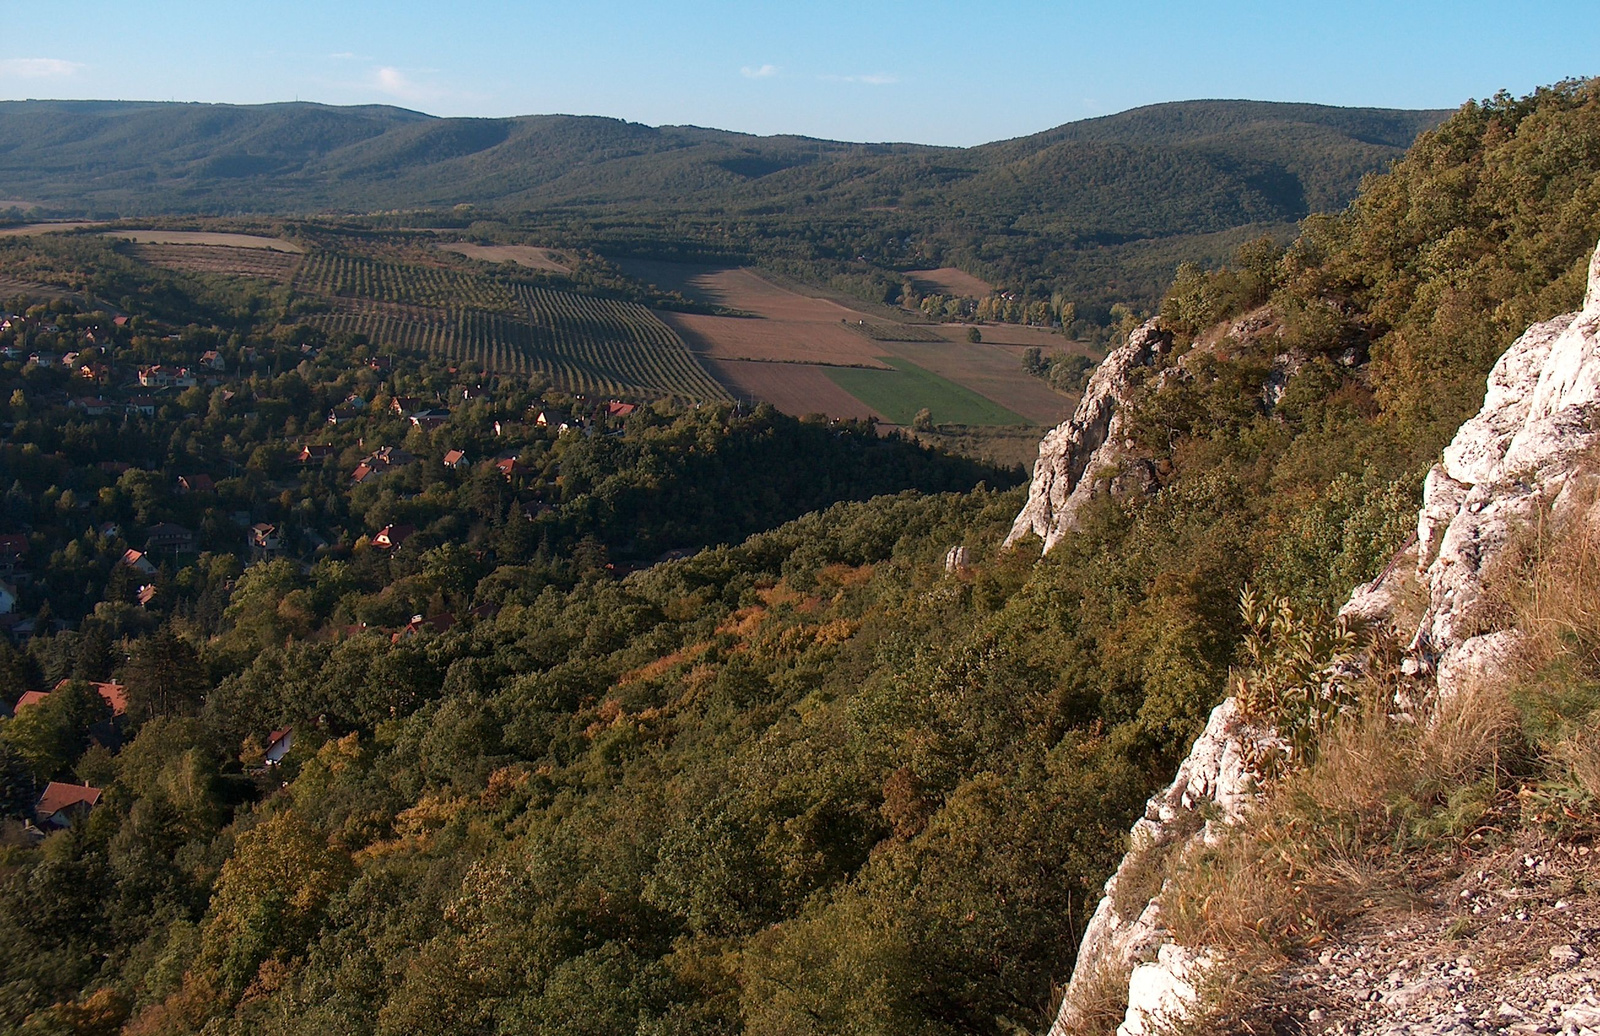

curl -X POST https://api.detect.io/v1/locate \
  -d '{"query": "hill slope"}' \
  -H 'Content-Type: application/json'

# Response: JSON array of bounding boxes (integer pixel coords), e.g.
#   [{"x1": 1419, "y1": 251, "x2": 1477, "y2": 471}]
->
[
  {"x1": 0, "y1": 99, "x2": 1443, "y2": 221},
  {"x1": 0, "y1": 99, "x2": 1447, "y2": 308}
]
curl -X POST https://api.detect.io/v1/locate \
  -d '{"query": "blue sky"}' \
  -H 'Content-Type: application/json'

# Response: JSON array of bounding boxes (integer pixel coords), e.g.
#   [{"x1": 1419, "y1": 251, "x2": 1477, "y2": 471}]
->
[{"x1": 2, "y1": 1, "x2": 1596, "y2": 145}]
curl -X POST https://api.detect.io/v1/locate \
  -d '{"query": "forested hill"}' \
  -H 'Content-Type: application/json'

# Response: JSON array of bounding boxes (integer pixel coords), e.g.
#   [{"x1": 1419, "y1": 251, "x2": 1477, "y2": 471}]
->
[
  {"x1": 0, "y1": 98, "x2": 1443, "y2": 223},
  {"x1": 0, "y1": 99, "x2": 1446, "y2": 306}
]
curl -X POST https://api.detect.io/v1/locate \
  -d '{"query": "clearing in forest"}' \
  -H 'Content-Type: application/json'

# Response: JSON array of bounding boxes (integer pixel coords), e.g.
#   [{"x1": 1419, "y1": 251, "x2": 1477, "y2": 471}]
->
[
  {"x1": 437, "y1": 243, "x2": 571, "y2": 273},
  {"x1": 904, "y1": 267, "x2": 994, "y2": 297},
  {"x1": 128, "y1": 243, "x2": 302, "y2": 281},
  {"x1": 101, "y1": 230, "x2": 304, "y2": 252},
  {"x1": 0, "y1": 221, "x2": 108, "y2": 237}
]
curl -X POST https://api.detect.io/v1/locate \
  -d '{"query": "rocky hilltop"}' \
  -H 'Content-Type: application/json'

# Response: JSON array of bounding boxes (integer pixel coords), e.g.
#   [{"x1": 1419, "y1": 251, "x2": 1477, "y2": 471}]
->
[{"x1": 1039, "y1": 238, "x2": 1600, "y2": 1036}]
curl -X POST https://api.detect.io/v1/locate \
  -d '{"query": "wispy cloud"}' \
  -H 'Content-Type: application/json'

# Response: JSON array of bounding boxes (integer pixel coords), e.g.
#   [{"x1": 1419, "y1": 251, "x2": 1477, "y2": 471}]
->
[
  {"x1": 328, "y1": 51, "x2": 369, "y2": 61},
  {"x1": 372, "y1": 66, "x2": 442, "y2": 103},
  {"x1": 0, "y1": 58, "x2": 84, "y2": 79},
  {"x1": 821, "y1": 72, "x2": 898, "y2": 86},
  {"x1": 740, "y1": 64, "x2": 779, "y2": 79}
]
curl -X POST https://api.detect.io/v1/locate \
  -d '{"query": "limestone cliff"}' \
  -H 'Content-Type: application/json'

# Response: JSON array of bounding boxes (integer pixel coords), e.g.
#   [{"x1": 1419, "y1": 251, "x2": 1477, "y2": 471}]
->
[
  {"x1": 1004, "y1": 320, "x2": 1170, "y2": 551},
  {"x1": 1046, "y1": 239, "x2": 1600, "y2": 1036}
]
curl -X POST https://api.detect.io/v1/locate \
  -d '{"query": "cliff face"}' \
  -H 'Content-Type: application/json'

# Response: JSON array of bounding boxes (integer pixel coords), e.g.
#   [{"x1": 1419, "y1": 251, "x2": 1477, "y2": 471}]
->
[
  {"x1": 1004, "y1": 320, "x2": 1170, "y2": 551},
  {"x1": 1045, "y1": 239, "x2": 1600, "y2": 1036},
  {"x1": 1008, "y1": 309, "x2": 1298, "y2": 551}
]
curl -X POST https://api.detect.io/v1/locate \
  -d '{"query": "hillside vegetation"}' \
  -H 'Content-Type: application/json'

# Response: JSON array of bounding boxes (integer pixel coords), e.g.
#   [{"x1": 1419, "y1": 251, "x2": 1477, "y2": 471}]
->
[
  {"x1": 1, "y1": 79, "x2": 1598, "y2": 1036},
  {"x1": 0, "y1": 99, "x2": 1446, "y2": 311}
]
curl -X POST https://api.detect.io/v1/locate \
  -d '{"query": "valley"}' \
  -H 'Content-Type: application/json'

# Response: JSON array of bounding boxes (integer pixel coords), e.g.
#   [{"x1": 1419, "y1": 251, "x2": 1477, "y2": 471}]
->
[{"x1": 0, "y1": 72, "x2": 1596, "y2": 1036}]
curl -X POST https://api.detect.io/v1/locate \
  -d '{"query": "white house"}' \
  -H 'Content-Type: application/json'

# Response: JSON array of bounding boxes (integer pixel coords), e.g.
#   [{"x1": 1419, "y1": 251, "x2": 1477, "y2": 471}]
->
[{"x1": 265, "y1": 727, "x2": 294, "y2": 766}]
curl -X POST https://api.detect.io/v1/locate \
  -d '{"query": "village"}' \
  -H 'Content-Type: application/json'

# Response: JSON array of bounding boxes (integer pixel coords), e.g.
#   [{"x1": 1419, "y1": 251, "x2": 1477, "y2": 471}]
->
[{"x1": 0, "y1": 297, "x2": 656, "y2": 644}]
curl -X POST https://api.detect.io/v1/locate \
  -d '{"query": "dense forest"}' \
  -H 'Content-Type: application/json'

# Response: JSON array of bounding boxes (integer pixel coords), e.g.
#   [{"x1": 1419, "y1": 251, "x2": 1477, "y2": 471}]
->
[{"x1": 0, "y1": 78, "x2": 1598, "y2": 1035}]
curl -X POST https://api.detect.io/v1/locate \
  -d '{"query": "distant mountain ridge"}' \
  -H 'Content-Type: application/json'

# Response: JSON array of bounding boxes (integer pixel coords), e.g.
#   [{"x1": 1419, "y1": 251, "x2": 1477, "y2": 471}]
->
[{"x1": 0, "y1": 98, "x2": 1445, "y2": 220}]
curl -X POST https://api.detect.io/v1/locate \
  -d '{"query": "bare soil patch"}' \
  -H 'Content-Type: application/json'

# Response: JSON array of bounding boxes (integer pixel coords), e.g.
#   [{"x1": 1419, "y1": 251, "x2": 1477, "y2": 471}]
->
[
  {"x1": 637, "y1": 263, "x2": 894, "y2": 367},
  {"x1": 438, "y1": 243, "x2": 570, "y2": 273},
  {"x1": 702, "y1": 358, "x2": 877, "y2": 420},
  {"x1": 905, "y1": 267, "x2": 994, "y2": 297},
  {"x1": 100, "y1": 230, "x2": 304, "y2": 252},
  {"x1": 620, "y1": 260, "x2": 1077, "y2": 426},
  {"x1": 128, "y1": 243, "x2": 301, "y2": 281},
  {"x1": 662, "y1": 310, "x2": 891, "y2": 369}
]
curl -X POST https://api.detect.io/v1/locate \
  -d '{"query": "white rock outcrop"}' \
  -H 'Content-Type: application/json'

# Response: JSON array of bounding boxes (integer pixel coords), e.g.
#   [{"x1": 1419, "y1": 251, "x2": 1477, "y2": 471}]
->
[
  {"x1": 1410, "y1": 240, "x2": 1600, "y2": 695},
  {"x1": 1049, "y1": 699, "x2": 1280, "y2": 1036},
  {"x1": 1049, "y1": 239, "x2": 1600, "y2": 1034},
  {"x1": 1005, "y1": 320, "x2": 1170, "y2": 551}
]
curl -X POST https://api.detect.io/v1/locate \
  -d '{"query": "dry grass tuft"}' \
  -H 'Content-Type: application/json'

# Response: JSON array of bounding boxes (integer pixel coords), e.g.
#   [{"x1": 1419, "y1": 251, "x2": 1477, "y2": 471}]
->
[
  {"x1": 1057, "y1": 954, "x2": 1135, "y2": 1036},
  {"x1": 1507, "y1": 477, "x2": 1600, "y2": 672},
  {"x1": 1163, "y1": 673, "x2": 1524, "y2": 971}
]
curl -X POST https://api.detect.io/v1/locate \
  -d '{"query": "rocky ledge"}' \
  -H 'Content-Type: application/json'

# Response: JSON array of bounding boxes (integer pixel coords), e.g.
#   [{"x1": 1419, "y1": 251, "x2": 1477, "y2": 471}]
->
[{"x1": 1045, "y1": 238, "x2": 1600, "y2": 1036}]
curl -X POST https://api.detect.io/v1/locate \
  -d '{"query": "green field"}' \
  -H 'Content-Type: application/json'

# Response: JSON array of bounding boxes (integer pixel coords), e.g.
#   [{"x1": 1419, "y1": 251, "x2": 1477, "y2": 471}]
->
[{"x1": 825, "y1": 356, "x2": 1029, "y2": 426}]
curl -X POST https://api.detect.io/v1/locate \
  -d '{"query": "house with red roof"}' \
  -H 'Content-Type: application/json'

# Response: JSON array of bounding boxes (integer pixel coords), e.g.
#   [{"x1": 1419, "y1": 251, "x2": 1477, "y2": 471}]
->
[
  {"x1": 177, "y1": 474, "x2": 215, "y2": 494},
  {"x1": 351, "y1": 446, "x2": 416, "y2": 484},
  {"x1": 71, "y1": 397, "x2": 116, "y2": 417},
  {"x1": 34, "y1": 782, "x2": 102, "y2": 829},
  {"x1": 442, "y1": 449, "x2": 469, "y2": 469},
  {"x1": 392, "y1": 612, "x2": 455, "y2": 643},
  {"x1": 53, "y1": 679, "x2": 128, "y2": 716},
  {"x1": 120, "y1": 548, "x2": 157, "y2": 576},
  {"x1": 372, "y1": 524, "x2": 415, "y2": 551},
  {"x1": 495, "y1": 457, "x2": 530, "y2": 480}
]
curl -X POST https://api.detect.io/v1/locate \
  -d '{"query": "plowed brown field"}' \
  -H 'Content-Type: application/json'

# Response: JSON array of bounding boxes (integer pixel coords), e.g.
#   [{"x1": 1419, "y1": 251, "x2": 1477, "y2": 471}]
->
[
  {"x1": 703, "y1": 358, "x2": 878, "y2": 420},
  {"x1": 625, "y1": 262, "x2": 892, "y2": 368},
  {"x1": 0, "y1": 222, "x2": 107, "y2": 237}
]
